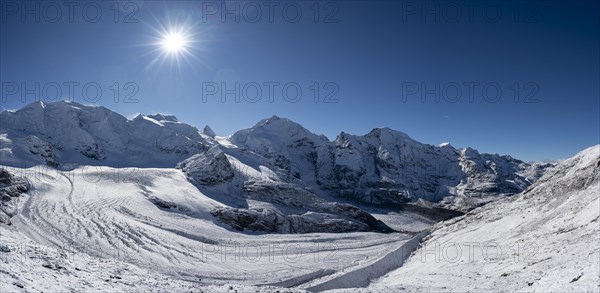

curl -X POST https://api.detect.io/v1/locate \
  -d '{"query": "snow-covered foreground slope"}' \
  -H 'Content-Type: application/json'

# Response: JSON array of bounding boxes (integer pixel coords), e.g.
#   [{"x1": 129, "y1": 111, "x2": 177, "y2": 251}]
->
[
  {"x1": 366, "y1": 145, "x2": 600, "y2": 292},
  {"x1": 0, "y1": 165, "x2": 421, "y2": 292}
]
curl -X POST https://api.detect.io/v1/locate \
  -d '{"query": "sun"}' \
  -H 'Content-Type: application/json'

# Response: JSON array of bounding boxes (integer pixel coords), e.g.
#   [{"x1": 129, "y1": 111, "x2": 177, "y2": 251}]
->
[
  {"x1": 142, "y1": 16, "x2": 211, "y2": 73},
  {"x1": 161, "y1": 31, "x2": 188, "y2": 54}
]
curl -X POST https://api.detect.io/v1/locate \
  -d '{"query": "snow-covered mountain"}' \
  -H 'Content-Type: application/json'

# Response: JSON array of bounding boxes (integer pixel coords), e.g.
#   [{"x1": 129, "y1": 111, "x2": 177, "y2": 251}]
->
[
  {"x1": 371, "y1": 145, "x2": 600, "y2": 292},
  {"x1": 226, "y1": 115, "x2": 551, "y2": 209},
  {"x1": 0, "y1": 101, "x2": 213, "y2": 168}
]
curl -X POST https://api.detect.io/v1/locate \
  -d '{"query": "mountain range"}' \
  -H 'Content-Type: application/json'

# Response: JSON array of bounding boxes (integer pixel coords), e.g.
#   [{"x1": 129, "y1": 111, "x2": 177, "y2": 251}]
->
[{"x1": 1, "y1": 101, "x2": 552, "y2": 232}]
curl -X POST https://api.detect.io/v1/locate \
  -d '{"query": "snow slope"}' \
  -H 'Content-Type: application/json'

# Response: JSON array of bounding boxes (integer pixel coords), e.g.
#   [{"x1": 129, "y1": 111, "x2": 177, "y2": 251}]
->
[
  {"x1": 368, "y1": 145, "x2": 600, "y2": 292},
  {"x1": 0, "y1": 165, "x2": 414, "y2": 292}
]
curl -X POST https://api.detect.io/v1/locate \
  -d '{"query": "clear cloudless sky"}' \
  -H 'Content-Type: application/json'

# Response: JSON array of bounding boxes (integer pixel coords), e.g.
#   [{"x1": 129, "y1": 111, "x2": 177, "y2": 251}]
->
[{"x1": 1, "y1": 0, "x2": 598, "y2": 162}]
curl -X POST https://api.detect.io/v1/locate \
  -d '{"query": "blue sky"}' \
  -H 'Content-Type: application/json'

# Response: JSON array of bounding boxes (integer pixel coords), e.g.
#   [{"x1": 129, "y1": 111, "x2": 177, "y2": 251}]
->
[{"x1": 1, "y1": 0, "x2": 598, "y2": 162}]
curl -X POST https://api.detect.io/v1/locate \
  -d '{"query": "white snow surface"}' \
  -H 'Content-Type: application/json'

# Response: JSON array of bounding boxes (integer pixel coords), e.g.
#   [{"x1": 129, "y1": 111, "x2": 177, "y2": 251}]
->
[
  {"x1": 366, "y1": 145, "x2": 600, "y2": 292},
  {"x1": 0, "y1": 165, "x2": 415, "y2": 292}
]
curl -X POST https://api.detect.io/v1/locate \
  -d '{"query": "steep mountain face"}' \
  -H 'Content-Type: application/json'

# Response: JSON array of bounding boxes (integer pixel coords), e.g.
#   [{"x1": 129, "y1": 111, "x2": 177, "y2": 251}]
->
[
  {"x1": 227, "y1": 116, "x2": 551, "y2": 209},
  {"x1": 202, "y1": 125, "x2": 216, "y2": 138},
  {"x1": 230, "y1": 115, "x2": 333, "y2": 184},
  {"x1": 321, "y1": 128, "x2": 463, "y2": 203},
  {"x1": 0, "y1": 101, "x2": 212, "y2": 168},
  {"x1": 372, "y1": 145, "x2": 600, "y2": 292},
  {"x1": 177, "y1": 146, "x2": 235, "y2": 186}
]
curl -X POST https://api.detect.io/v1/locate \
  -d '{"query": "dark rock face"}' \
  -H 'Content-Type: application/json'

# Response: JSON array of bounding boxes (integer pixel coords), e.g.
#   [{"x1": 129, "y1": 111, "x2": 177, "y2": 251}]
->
[
  {"x1": 148, "y1": 196, "x2": 177, "y2": 209},
  {"x1": 79, "y1": 143, "x2": 106, "y2": 160},
  {"x1": 25, "y1": 135, "x2": 59, "y2": 167},
  {"x1": 212, "y1": 180, "x2": 394, "y2": 234},
  {"x1": 0, "y1": 169, "x2": 30, "y2": 224},
  {"x1": 177, "y1": 146, "x2": 235, "y2": 186},
  {"x1": 211, "y1": 207, "x2": 289, "y2": 233},
  {"x1": 203, "y1": 125, "x2": 216, "y2": 138},
  {"x1": 211, "y1": 206, "x2": 393, "y2": 234}
]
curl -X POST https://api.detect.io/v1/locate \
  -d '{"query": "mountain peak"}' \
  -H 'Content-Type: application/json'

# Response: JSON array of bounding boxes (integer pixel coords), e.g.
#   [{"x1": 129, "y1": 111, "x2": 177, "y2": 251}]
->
[
  {"x1": 203, "y1": 125, "x2": 216, "y2": 138},
  {"x1": 366, "y1": 127, "x2": 412, "y2": 141},
  {"x1": 461, "y1": 147, "x2": 480, "y2": 157},
  {"x1": 253, "y1": 115, "x2": 305, "y2": 131},
  {"x1": 231, "y1": 115, "x2": 326, "y2": 148},
  {"x1": 259, "y1": 115, "x2": 296, "y2": 126},
  {"x1": 146, "y1": 114, "x2": 179, "y2": 123},
  {"x1": 19, "y1": 100, "x2": 46, "y2": 111}
]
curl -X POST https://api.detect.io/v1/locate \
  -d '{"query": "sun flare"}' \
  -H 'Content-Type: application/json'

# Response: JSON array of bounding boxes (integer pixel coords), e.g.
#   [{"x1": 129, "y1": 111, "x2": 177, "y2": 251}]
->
[
  {"x1": 161, "y1": 31, "x2": 187, "y2": 54},
  {"x1": 145, "y1": 19, "x2": 209, "y2": 73}
]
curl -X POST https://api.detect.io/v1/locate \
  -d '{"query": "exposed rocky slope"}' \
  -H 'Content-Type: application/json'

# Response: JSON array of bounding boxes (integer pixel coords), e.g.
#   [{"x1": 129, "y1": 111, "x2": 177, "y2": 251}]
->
[{"x1": 0, "y1": 169, "x2": 30, "y2": 224}]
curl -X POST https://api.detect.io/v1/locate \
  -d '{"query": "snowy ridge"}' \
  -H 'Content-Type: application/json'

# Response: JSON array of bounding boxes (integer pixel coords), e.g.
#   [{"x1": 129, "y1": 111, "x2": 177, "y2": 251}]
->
[
  {"x1": 369, "y1": 145, "x2": 600, "y2": 292},
  {"x1": 224, "y1": 115, "x2": 551, "y2": 209},
  {"x1": 0, "y1": 101, "x2": 212, "y2": 168}
]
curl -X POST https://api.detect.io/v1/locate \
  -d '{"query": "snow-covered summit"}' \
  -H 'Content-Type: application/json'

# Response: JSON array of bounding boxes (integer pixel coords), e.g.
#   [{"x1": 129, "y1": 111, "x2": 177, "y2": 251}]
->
[
  {"x1": 0, "y1": 101, "x2": 211, "y2": 167},
  {"x1": 365, "y1": 127, "x2": 414, "y2": 142},
  {"x1": 145, "y1": 113, "x2": 179, "y2": 123},
  {"x1": 230, "y1": 115, "x2": 328, "y2": 149}
]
